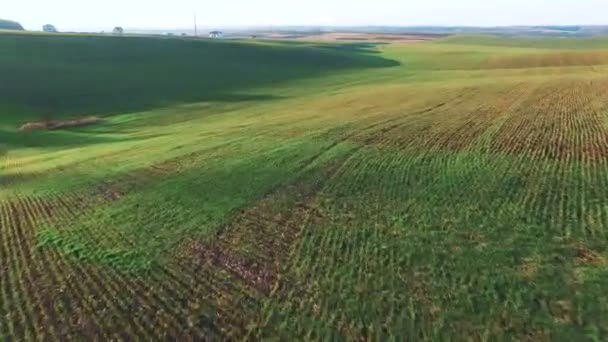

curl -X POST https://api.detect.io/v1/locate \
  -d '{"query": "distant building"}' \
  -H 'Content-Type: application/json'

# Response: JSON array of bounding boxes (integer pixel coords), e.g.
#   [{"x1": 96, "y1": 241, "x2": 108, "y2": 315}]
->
[
  {"x1": 113, "y1": 26, "x2": 124, "y2": 35},
  {"x1": 209, "y1": 31, "x2": 223, "y2": 38},
  {"x1": 43, "y1": 24, "x2": 58, "y2": 33}
]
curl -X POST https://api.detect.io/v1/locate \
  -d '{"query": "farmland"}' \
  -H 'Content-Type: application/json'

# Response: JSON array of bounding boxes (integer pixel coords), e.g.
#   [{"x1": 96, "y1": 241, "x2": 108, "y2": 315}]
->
[{"x1": 2, "y1": 32, "x2": 608, "y2": 340}]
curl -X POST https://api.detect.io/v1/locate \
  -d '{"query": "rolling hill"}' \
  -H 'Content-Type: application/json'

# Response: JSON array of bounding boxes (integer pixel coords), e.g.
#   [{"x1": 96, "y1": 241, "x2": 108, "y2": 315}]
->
[{"x1": 2, "y1": 32, "x2": 608, "y2": 340}]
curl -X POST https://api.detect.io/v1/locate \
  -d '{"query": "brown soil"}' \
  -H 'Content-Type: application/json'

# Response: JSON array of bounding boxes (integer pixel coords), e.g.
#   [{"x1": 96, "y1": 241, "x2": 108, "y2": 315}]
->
[
  {"x1": 267, "y1": 32, "x2": 445, "y2": 43},
  {"x1": 490, "y1": 79, "x2": 608, "y2": 163},
  {"x1": 182, "y1": 159, "x2": 346, "y2": 299},
  {"x1": 575, "y1": 246, "x2": 604, "y2": 265},
  {"x1": 19, "y1": 117, "x2": 100, "y2": 132},
  {"x1": 186, "y1": 241, "x2": 276, "y2": 293}
]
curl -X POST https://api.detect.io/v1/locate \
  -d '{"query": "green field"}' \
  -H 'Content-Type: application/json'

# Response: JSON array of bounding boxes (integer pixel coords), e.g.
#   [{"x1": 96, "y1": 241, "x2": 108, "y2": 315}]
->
[{"x1": 2, "y1": 32, "x2": 608, "y2": 340}]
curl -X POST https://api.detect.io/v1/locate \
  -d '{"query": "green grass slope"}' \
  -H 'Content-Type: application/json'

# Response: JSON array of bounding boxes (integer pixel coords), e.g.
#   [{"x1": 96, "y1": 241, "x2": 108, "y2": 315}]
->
[
  {"x1": 440, "y1": 34, "x2": 608, "y2": 49},
  {"x1": 0, "y1": 33, "x2": 397, "y2": 124},
  {"x1": 2, "y1": 33, "x2": 608, "y2": 340}
]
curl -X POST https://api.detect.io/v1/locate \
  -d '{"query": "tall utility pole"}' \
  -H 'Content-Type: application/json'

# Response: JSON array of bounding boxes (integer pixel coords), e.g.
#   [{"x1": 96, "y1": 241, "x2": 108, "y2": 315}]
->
[{"x1": 194, "y1": 13, "x2": 198, "y2": 36}]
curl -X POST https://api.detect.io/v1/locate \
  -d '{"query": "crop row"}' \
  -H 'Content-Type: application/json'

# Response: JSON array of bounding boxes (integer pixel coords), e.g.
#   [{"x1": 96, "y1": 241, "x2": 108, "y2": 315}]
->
[
  {"x1": 0, "y1": 147, "x2": 351, "y2": 339},
  {"x1": 4, "y1": 76, "x2": 608, "y2": 339},
  {"x1": 259, "y1": 79, "x2": 608, "y2": 338},
  {"x1": 0, "y1": 190, "x2": 264, "y2": 339}
]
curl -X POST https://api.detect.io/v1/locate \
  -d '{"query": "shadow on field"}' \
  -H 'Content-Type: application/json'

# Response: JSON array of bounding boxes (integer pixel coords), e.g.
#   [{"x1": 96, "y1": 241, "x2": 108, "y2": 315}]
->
[{"x1": 0, "y1": 34, "x2": 400, "y2": 123}]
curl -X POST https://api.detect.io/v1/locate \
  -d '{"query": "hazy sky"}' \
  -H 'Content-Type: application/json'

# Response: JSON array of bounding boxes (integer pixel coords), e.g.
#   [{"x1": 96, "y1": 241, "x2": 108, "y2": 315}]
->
[{"x1": 4, "y1": 0, "x2": 605, "y2": 31}]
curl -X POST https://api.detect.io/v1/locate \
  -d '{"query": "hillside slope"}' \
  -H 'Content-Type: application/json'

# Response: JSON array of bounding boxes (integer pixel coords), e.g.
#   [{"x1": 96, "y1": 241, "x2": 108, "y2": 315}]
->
[
  {"x1": 2, "y1": 34, "x2": 608, "y2": 340},
  {"x1": 439, "y1": 34, "x2": 608, "y2": 49},
  {"x1": 0, "y1": 34, "x2": 396, "y2": 124}
]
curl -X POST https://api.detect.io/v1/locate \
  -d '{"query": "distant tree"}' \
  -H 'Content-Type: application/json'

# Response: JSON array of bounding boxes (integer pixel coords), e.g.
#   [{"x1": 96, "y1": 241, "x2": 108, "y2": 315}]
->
[
  {"x1": 113, "y1": 26, "x2": 124, "y2": 35},
  {"x1": 0, "y1": 19, "x2": 24, "y2": 31},
  {"x1": 42, "y1": 24, "x2": 58, "y2": 33}
]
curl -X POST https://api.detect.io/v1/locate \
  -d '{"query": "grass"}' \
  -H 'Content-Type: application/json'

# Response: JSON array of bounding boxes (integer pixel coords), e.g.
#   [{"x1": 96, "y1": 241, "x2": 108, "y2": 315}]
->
[
  {"x1": 0, "y1": 33, "x2": 396, "y2": 124},
  {"x1": 441, "y1": 34, "x2": 608, "y2": 49},
  {"x1": 2, "y1": 32, "x2": 608, "y2": 340}
]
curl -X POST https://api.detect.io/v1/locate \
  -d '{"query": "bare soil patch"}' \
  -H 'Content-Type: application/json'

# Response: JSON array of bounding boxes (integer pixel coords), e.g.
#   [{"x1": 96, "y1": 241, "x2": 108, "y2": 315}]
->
[
  {"x1": 19, "y1": 117, "x2": 100, "y2": 132},
  {"x1": 267, "y1": 32, "x2": 445, "y2": 43},
  {"x1": 182, "y1": 160, "x2": 344, "y2": 297},
  {"x1": 186, "y1": 240, "x2": 276, "y2": 293},
  {"x1": 575, "y1": 246, "x2": 605, "y2": 265}
]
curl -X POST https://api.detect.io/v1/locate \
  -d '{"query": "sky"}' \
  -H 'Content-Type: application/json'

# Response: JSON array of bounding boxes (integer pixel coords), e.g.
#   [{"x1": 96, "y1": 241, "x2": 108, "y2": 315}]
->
[{"x1": 3, "y1": 0, "x2": 605, "y2": 31}]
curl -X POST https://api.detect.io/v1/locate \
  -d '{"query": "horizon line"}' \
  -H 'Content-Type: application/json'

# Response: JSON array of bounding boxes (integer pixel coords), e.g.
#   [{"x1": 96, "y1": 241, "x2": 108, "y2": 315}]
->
[{"x1": 46, "y1": 23, "x2": 608, "y2": 30}]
